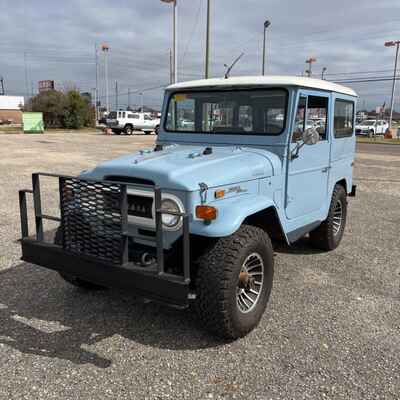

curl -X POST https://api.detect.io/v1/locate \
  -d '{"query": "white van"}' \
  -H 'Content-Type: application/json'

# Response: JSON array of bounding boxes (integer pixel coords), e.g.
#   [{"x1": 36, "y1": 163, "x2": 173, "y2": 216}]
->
[{"x1": 106, "y1": 111, "x2": 160, "y2": 135}]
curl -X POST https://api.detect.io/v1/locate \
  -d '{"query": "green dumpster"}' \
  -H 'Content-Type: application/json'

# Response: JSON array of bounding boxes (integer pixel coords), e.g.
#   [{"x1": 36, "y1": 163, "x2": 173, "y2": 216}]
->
[{"x1": 23, "y1": 112, "x2": 44, "y2": 133}]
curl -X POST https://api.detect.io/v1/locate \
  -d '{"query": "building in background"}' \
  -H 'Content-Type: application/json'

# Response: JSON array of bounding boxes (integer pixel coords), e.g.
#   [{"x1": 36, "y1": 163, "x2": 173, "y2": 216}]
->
[
  {"x1": 0, "y1": 96, "x2": 24, "y2": 125},
  {"x1": 38, "y1": 80, "x2": 55, "y2": 93}
]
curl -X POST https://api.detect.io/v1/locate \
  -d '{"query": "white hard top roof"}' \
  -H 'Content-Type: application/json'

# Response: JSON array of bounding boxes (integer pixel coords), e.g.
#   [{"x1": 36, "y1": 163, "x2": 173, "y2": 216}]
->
[{"x1": 167, "y1": 75, "x2": 357, "y2": 97}]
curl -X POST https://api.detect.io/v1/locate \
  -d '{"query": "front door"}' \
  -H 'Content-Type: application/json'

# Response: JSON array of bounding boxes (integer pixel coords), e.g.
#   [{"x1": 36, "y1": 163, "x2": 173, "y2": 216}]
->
[{"x1": 285, "y1": 91, "x2": 331, "y2": 220}]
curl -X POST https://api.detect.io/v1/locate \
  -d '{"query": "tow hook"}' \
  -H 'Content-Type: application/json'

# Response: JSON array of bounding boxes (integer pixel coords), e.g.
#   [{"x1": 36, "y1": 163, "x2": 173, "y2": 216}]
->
[{"x1": 140, "y1": 252, "x2": 156, "y2": 267}]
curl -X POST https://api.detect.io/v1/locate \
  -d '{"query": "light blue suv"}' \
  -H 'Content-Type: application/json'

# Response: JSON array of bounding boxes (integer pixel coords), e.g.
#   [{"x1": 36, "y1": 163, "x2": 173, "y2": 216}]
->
[{"x1": 19, "y1": 76, "x2": 357, "y2": 339}]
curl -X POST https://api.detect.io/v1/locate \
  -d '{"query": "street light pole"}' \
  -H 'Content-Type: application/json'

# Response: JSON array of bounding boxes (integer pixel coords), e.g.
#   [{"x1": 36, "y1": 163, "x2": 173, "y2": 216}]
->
[
  {"x1": 161, "y1": 0, "x2": 178, "y2": 83},
  {"x1": 205, "y1": 0, "x2": 211, "y2": 79},
  {"x1": 305, "y1": 57, "x2": 317, "y2": 77},
  {"x1": 385, "y1": 40, "x2": 400, "y2": 128},
  {"x1": 102, "y1": 44, "x2": 110, "y2": 113},
  {"x1": 262, "y1": 20, "x2": 271, "y2": 76}
]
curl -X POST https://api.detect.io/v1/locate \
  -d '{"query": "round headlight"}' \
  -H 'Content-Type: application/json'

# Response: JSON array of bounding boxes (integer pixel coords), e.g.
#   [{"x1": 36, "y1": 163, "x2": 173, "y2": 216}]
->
[{"x1": 161, "y1": 198, "x2": 181, "y2": 229}]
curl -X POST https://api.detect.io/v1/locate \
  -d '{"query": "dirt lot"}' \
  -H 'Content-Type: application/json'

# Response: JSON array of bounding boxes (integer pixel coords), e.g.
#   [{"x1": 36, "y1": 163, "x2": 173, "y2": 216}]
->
[{"x1": 0, "y1": 132, "x2": 399, "y2": 399}]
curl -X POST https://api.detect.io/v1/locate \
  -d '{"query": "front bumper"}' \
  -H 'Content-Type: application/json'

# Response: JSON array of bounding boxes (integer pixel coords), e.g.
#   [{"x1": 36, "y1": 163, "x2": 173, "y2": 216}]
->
[
  {"x1": 19, "y1": 173, "x2": 192, "y2": 307},
  {"x1": 21, "y1": 239, "x2": 190, "y2": 306}
]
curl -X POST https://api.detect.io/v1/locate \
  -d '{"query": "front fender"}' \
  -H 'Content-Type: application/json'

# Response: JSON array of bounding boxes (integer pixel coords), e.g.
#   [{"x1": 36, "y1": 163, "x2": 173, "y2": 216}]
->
[{"x1": 190, "y1": 194, "x2": 278, "y2": 237}]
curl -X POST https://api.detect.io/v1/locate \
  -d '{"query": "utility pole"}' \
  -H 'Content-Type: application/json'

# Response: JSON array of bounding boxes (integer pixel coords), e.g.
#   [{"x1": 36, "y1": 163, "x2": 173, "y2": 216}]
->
[
  {"x1": 128, "y1": 89, "x2": 131, "y2": 110},
  {"x1": 139, "y1": 92, "x2": 144, "y2": 112},
  {"x1": 94, "y1": 43, "x2": 99, "y2": 122},
  {"x1": 205, "y1": 0, "x2": 211, "y2": 79},
  {"x1": 102, "y1": 44, "x2": 110, "y2": 113},
  {"x1": 115, "y1": 81, "x2": 119, "y2": 110},
  {"x1": 305, "y1": 57, "x2": 317, "y2": 77},
  {"x1": 169, "y1": 48, "x2": 173, "y2": 84},
  {"x1": 24, "y1": 51, "x2": 29, "y2": 99},
  {"x1": 161, "y1": 0, "x2": 178, "y2": 83},
  {"x1": 262, "y1": 20, "x2": 271, "y2": 75},
  {"x1": 0, "y1": 77, "x2": 5, "y2": 95},
  {"x1": 321, "y1": 67, "x2": 327, "y2": 80},
  {"x1": 384, "y1": 40, "x2": 400, "y2": 128}
]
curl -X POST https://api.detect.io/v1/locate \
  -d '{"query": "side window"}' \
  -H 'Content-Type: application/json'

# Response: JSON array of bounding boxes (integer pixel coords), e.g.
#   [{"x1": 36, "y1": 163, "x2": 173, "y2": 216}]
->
[
  {"x1": 122, "y1": 112, "x2": 126, "y2": 118},
  {"x1": 144, "y1": 115, "x2": 152, "y2": 120},
  {"x1": 307, "y1": 96, "x2": 328, "y2": 140},
  {"x1": 293, "y1": 96, "x2": 307, "y2": 141},
  {"x1": 334, "y1": 100, "x2": 354, "y2": 138}
]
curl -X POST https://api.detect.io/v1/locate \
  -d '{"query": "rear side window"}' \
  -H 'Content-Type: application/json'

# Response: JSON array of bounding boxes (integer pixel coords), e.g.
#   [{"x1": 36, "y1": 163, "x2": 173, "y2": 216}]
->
[
  {"x1": 334, "y1": 100, "x2": 354, "y2": 138},
  {"x1": 128, "y1": 114, "x2": 139, "y2": 119}
]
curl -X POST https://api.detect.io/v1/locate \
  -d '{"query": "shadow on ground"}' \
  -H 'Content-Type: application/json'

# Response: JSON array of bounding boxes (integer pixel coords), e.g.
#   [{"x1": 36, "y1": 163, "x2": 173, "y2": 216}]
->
[
  {"x1": 0, "y1": 263, "x2": 224, "y2": 369},
  {"x1": 274, "y1": 237, "x2": 325, "y2": 255}
]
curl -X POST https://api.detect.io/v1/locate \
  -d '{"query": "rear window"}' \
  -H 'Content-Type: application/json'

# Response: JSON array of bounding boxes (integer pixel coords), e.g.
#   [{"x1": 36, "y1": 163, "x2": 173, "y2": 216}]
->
[{"x1": 334, "y1": 100, "x2": 354, "y2": 138}]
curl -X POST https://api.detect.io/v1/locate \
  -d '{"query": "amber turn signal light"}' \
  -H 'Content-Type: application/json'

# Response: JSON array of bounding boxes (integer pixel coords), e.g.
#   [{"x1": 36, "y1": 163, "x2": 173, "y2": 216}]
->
[
  {"x1": 214, "y1": 190, "x2": 225, "y2": 199},
  {"x1": 196, "y1": 205, "x2": 218, "y2": 221}
]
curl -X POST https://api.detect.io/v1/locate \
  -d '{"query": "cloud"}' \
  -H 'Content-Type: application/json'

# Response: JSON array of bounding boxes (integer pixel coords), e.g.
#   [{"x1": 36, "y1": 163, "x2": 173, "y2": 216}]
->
[{"x1": 0, "y1": 0, "x2": 399, "y2": 109}]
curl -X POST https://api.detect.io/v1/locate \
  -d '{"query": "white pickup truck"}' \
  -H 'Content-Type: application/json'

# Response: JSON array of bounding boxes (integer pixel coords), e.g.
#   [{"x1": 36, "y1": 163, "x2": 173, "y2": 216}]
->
[{"x1": 106, "y1": 111, "x2": 160, "y2": 135}]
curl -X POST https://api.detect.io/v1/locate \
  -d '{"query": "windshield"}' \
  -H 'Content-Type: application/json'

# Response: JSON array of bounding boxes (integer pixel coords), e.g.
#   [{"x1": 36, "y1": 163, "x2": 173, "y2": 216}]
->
[
  {"x1": 361, "y1": 120, "x2": 376, "y2": 126},
  {"x1": 165, "y1": 89, "x2": 287, "y2": 135},
  {"x1": 108, "y1": 111, "x2": 117, "y2": 119}
]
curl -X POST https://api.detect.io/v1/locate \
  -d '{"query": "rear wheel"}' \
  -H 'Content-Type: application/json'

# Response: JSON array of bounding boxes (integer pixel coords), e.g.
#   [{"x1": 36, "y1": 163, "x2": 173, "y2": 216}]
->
[
  {"x1": 54, "y1": 228, "x2": 104, "y2": 290},
  {"x1": 309, "y1": 184, "x2": 347, "y2": 251},
  {"x1": 124, "y1": 125, "x2": 133, "y2": 135},
  {"x1": 195, "y1": 225, "x2": 274, "y2": 339}
]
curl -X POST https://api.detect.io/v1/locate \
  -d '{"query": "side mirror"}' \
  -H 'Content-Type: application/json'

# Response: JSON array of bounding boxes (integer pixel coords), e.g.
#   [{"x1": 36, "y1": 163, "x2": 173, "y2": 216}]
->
[
  {"x1": 303, "y1": 128, "x2": 320, "y2": 145},
  {"x1": 290, "y1": 128, "x2": 320, "y2": 161}
]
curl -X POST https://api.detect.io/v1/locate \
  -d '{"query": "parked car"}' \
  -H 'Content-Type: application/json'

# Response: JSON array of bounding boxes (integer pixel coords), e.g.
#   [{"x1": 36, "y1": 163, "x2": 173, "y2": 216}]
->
[
  {"x1": 18, "y1": 76, "x2": 357, "y2": 339},
  {"x1": 355, "y1": 119, "x2": 389, "y2": 136},
  {"x1": 106, "y1": 111, "x2": 160, "y2": 135}
]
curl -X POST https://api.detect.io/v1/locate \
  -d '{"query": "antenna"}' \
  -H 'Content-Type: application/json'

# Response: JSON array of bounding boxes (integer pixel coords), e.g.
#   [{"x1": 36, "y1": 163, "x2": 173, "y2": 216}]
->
[{"x1": 224, "y1": 52, "x2": 245, "y2": 79}]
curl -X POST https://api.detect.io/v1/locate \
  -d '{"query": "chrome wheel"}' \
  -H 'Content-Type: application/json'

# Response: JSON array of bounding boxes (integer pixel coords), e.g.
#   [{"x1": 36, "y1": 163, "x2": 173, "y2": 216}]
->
[
  {"x1": 237, "y1": 252, "x2": 264, "y2": 314},
  {"x1": 332, "y1": 199, "x2": 343, "y2": 236}
]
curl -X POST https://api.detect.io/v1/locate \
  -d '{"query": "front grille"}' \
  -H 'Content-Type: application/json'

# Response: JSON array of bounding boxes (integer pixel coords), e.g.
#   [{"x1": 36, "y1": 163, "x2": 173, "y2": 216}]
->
[
  {"x1": 60, "y1": 178, "x2": 124, "y2": 265},
  {"x1": 128, "y1": 195, "x2": 153, "y2": 219}
]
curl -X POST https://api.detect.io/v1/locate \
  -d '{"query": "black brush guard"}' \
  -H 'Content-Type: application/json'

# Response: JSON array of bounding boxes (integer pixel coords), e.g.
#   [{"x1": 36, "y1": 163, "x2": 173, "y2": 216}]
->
[{"x1": 19, "y1": 173, "x2": 191, "y2": 307}]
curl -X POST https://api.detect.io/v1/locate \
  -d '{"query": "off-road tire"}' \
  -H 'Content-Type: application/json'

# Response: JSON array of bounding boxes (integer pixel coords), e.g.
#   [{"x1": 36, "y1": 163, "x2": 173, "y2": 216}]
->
[
  {"x1": 309, "y1": 184, "x2": 347, "y2": 251},
  {"x1": 195, "y1": 225, "x2": 274, "y2": 339},
  {"x1": 54, "y1": 228, "x2": 104, "y2": 290}
]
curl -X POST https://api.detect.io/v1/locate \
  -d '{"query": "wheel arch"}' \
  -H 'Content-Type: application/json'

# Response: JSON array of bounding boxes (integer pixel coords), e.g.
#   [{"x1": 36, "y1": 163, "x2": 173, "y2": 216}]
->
[{"x1": 243, "y1": 206, "x2": 288, "y2": 244}]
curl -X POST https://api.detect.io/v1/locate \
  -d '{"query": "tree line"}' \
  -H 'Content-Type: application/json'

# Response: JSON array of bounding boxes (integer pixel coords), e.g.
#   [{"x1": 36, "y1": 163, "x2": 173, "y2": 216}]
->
[{"x1": 25, "y1": 89, "x2": 95, "y2": 129}]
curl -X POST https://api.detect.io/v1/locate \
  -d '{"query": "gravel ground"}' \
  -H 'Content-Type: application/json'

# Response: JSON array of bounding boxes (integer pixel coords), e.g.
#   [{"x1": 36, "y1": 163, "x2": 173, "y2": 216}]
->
[{"x1": 0, "y1": 132, "x2": 399, "y2": 400}]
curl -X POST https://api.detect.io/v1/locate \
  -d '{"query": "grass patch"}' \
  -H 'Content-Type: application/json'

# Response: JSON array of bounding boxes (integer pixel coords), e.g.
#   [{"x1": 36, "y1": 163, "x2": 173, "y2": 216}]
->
[
  {"x1": 0, "y1": 126, "x2": 23, "y2": 134},
  {"x1": 357, "y1": 136, "x2": 400, "y2": 145}
]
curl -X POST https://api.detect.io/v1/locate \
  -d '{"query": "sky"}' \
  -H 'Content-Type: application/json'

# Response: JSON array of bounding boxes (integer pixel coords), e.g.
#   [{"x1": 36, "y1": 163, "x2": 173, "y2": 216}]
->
[{"x1": 1, "y1": 0, "x2": 400, "y2": 110}]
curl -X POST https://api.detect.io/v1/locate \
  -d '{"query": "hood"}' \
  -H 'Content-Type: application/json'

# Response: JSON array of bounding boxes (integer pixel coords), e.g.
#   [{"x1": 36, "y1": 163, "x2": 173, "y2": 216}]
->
[{"x1": 82, "y1": 145, "x2": 280, "y2": 191}]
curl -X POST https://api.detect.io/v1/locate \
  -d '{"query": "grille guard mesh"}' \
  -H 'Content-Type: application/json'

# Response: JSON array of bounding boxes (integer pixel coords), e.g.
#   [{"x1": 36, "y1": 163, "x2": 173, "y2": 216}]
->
[{"x1": 60, "y1": 178, "x2": 124, "y2": 265}]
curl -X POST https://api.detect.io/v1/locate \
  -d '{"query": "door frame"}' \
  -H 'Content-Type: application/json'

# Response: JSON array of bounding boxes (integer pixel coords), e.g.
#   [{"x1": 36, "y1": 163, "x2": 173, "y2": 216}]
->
[{"x1": 284, "y1": 89, "x2": 333, "y2": 220}]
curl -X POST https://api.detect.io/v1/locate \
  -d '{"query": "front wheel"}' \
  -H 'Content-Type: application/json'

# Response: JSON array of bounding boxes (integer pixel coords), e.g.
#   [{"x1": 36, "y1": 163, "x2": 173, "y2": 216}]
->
[
  {"x1": 309, "y1": 184, "x2": 347, "y2": 251},
  {"x1": 195, "y1": 225, "x2": 274, "y2": 339}
]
